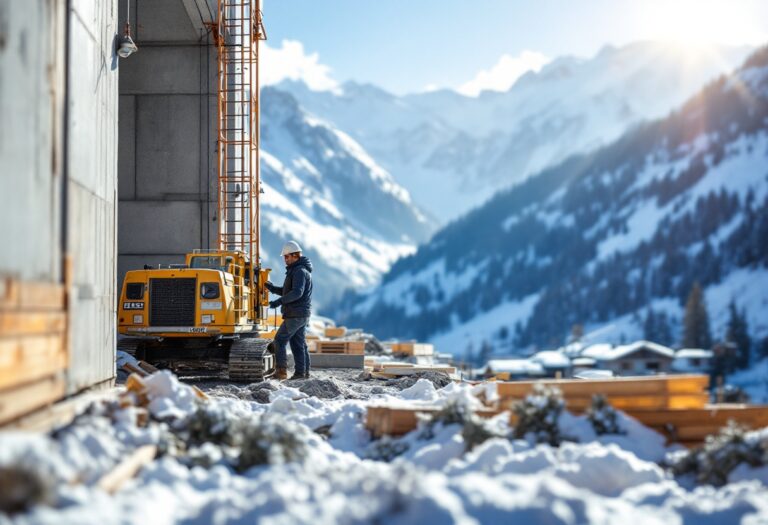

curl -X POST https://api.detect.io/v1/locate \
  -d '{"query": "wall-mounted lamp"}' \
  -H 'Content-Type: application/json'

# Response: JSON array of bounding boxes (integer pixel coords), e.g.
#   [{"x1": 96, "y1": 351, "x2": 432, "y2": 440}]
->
[{"x1": 117, "y1": 1, "x2": 138, "y2": 58}]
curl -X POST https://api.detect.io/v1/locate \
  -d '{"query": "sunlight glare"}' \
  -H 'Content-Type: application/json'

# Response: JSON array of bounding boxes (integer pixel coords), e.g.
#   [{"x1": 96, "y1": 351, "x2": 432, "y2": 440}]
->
[{"x1": 641, "y1": 0, "x2": 763, "y2": 49}]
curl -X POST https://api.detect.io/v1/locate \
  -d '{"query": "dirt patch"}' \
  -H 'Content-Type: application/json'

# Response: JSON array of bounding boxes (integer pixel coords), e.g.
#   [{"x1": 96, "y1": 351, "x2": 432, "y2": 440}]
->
[{"x1": 385, "y1": 372, "x2": 452, "y2": 391}]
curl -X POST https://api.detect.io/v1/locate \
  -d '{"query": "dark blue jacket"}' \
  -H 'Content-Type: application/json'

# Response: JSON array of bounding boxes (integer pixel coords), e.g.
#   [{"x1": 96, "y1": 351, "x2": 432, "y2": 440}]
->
[{"x1": 267, "y1": 256, "x2": 313, "y2": 318}]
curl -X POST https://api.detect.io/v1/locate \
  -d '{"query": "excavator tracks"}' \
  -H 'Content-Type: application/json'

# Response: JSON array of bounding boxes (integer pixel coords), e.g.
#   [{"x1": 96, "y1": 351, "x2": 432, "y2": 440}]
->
[{"x1": 227, "y1": 338, "x2": 275, "y2": 382}]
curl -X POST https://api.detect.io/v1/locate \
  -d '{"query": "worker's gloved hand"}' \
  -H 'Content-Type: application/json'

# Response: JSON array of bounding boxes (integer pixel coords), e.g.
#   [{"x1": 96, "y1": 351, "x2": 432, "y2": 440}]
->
[
  {"x1": 269, "y1": 299, "x2": 281, "y2": 309},
  {"x1": 265, "y1": 281, "x2": 276, "y2": 292}
]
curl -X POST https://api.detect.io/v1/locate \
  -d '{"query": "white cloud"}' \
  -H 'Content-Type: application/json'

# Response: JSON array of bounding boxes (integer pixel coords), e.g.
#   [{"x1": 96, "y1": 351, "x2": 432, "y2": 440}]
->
[
  {"x1": 457, "y1": 50, "x2": 551, "y2": 97},
  {"x1": 261, "y1": 40, "x2": 340, "y2": 93}
]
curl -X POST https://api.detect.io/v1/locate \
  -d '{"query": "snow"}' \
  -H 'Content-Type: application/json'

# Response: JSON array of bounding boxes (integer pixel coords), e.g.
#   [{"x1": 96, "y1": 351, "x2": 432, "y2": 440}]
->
[
  {"x1": 429, "y1": 293, "x2": 540, "y2": 356},
  {"x1": 579, "y1": 341, "x2": 674, "y2": 361},
  {"x1": 704, "y1": 267, "x2": 768, "y2": 341},
  {"x1": 2, "y1": 369, "x2": 768, "y2": 524},
  {"x1": 352, "y1": 258, "x2": 488, "y2": 318},
  {"x1": 485, "y1": 359, "x2": 545, "y2": 376}
]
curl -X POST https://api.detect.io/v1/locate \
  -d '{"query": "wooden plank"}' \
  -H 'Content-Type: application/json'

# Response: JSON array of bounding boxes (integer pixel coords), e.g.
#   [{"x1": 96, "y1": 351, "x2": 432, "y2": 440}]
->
[
  {"x1": 366, "y1": 406, "x2": 500, "y2": 437},
  {"x1": 496, "y1": 375, "x2": 709, "y2": 399},
  {"x1": 0, "y1": 334, "x2": 67, "y2": 390},
  {"x1": 0, "y1": 278, "x2": 65, "y2": 311},
  {"x1": 324, "y1": 327, "x2": 347, "y2": 338},
  {"x1": 18, "y1": 282, "x2": 66, "y2": 311},
  {"x1": 379, "y1": 366, "x2": 457, "y2": 376},
  {"x1": 0, "y1": 277, "x2": 20, "y2": 310},
  {"x1": 626, "y1": 406, "x2": 768, "y2": 428},
  {"x1": 0, "y1": 311, "x2": 67, "y2": 337},
  {"x1": 499, "y1": 393, "x2": 709, "y2": 412},
  {"x1": 96, "y1": 445, "x2": 157, "y2": 494},
  {"x1": 0, "y1": 375, "x2": 66, "y2": 425},
  {"x1": 391, "y1": 343, "x2": 434, "y2": 356},
  {"x1": 314, "y1": 341, "x2": 365, "y2": 355}
]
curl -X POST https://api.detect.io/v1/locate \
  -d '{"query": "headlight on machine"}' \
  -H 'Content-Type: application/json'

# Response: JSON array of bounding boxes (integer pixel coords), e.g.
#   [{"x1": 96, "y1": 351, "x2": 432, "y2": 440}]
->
[
  {"x1": 133, "y1": 314, "x2": 143, "y2": 324},
  {"x1": 201, "y1": 282, "x2": 220, "y2": 299},
  {"x1": 201, "y1": 314, "x2": 213, "y2": 324}
]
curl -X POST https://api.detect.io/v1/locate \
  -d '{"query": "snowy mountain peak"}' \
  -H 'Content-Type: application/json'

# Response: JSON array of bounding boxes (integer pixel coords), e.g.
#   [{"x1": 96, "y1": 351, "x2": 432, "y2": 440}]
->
[
  {"x1": 281, "y1": 41, "x2": 752, "y2": 223},
  {"x1": 259, "y1": 87, "x2": 434, "y2": 305},
  {"x1": 329, "y1": 45, "x2": 768, "y2": 356}
]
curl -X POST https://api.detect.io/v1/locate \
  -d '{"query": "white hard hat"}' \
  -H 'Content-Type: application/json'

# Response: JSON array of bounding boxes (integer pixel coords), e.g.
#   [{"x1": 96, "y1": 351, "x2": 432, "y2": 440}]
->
[{"x1": 281, "y1": 241, "x2": 302, "y2": 256}]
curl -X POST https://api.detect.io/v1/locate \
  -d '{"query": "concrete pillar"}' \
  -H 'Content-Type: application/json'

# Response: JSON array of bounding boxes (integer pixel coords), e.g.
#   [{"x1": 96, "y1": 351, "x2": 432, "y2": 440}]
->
[{"x1": 117, "y1": 0, "x2": 217, "y2": 286}]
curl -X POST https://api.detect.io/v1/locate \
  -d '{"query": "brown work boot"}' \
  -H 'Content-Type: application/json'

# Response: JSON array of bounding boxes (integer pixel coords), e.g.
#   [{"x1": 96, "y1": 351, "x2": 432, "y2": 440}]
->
[{"x1": 275, "y1": 367, "x2": 288, "y2": 380}]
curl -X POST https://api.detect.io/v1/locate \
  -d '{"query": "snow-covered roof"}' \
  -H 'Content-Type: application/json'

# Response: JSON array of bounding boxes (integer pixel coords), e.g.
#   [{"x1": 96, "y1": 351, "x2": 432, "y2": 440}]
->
[
  {"x1": 572, "y1": 357, "x2": 597, "y2": 367},
  {"x1": 559, "y1": 341, "x2": 585, "y2": 357},
  {"x1": 580, "y1": 343, "x2": 614, "y2": 359},
  {"x1": 675, "y1": 349, "x2": 714, "y2": 359},
  {"x1": 531, "y1": 350, "x2": 570, "y2": 368},
  {"x1": 581, "y1": 341, "x2": 674, "y2": 361},
  {"x1": 485, "y1": 359, "x2": 545, "y2": 375}
]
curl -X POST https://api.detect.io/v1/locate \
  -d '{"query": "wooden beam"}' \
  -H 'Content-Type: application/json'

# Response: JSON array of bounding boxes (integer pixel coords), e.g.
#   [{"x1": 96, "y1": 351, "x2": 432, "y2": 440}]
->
[
  {"x1": 96, "y1": 445, "x2": 157, "y2": 494},
  {"x1": 0, "y1": 279, "x2": 65, "y2": 311},
  {"x1": 0, "y1": 334, "x2": 67, "y2": 390},
  {"x1": 0, "y1": 375, "x2": 66, "y2": 425},
  {"x1": 496, "y1": 375, "x2": 709, "y2": 398},
  {"x1": 0, "y1": 311, "x2": 66, "y2": 337}
]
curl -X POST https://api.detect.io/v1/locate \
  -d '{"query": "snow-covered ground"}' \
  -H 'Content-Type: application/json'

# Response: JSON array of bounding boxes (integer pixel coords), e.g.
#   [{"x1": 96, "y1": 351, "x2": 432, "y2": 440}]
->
[{"x1": 2, "y1": 369, "x2": 768, "y2": 524}]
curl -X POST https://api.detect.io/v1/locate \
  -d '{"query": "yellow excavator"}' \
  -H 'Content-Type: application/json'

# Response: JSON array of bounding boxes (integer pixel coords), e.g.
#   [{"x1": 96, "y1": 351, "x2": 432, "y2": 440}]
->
[{"x1": 117, "y1": 1, "x2": 275, "y2": 381}]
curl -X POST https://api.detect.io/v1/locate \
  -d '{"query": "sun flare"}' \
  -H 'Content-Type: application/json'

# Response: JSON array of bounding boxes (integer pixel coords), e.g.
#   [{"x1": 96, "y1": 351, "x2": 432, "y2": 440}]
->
[{"x1": 641, "y1": 0, "x2": 765, "y2": 49}]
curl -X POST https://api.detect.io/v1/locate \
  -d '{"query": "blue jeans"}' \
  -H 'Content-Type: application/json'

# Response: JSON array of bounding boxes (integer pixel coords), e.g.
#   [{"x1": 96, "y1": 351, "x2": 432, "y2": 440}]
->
[{"x1": 274, "y1": 317, "x2": 310, "y2": 373}]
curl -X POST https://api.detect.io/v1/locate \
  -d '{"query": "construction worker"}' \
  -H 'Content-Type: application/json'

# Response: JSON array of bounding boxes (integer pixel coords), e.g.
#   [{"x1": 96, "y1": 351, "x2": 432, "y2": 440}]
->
[{"x1": 266, "y1": 241, "x2": 313, "y2": 380}]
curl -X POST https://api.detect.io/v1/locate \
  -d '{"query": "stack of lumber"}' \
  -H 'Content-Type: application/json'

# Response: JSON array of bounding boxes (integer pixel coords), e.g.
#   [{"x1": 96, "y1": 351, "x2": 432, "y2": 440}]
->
[
  {"x1": 494, "y1": 374, "x2": 710, "y2": 412},
  {"x1": 369, "y1": 362, "x2": 457, "y2": 379},
  {"x1": 390, "y1": 342, "x2": 434, "y2": 356},
  {"x1": 364, "y1": 375, "x2": 768, "y2": 446},
  {"x1": 324, "y1": 326, "x2": 347, "y2": 338},
  {"x1": 366, "y1": 405, "x2": 500, "y2": 438}
]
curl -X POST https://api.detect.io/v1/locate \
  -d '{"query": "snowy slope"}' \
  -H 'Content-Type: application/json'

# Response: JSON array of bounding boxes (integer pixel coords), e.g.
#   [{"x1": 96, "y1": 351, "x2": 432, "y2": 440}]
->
[
  {"x1": 331, "y1": 46, "x2": 768, "y2": 355},
  {"x1": 259, "y1": 87, "x2": 433, "y2": 306},
  {"x1": 280, "y1": 42, "x2": 751, "y2": 222}
]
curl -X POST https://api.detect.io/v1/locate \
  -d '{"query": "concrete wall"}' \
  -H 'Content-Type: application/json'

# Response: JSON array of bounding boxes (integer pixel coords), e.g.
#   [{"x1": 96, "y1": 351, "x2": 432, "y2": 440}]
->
[
  {"x1": 0, "y1": 1, "x2": 65, "y2": 282},
  {"x1": 67, "y1": 0, "x2": 120, "y2": 392},
  {"x1": 117, "y1": 0, "x2": 218, "y2": 285},
  {"x1": 0, "y1": 0, "x2": 119, "y2": 394}
]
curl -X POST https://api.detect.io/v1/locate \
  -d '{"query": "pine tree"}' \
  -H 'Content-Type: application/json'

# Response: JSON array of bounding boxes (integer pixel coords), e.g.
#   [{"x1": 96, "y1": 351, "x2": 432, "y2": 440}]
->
[
  {"x1": 683, "y1": 282, "x2": 712, "y2": 349},
  {"x1": 569, "y1": 324, "x2": 584, "y2": 343},
  {"x1": 760, "y1": 337, "x2": 768, "y2": 361},
  {"x1": 725, "y1": 301, "x2": 751, "y2": 370},
  {"x1": 643, "y1": 308, "x2": 658, "y2": 342},
  {"x1": 656, "y1": 311, "x2": 674, "y2": 347},
  {"x1": 478, "y1": 341, "x2": 493, "y2": 367}
]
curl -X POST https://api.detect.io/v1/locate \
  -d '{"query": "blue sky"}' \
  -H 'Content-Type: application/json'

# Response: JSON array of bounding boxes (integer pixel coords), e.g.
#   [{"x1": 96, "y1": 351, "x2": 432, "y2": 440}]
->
[{"x1": 262, "y1": 0, "x2": 768, "y2": 95}]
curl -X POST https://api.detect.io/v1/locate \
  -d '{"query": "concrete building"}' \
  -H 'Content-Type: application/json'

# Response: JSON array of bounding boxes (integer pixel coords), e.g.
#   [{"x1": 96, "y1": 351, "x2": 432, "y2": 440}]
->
[
  {"x1": 0, "y1": 0, "x2": 119, "y2": 423},
  {"x1": 117, "y1": 0, "x2": 219, "y2": 285}
]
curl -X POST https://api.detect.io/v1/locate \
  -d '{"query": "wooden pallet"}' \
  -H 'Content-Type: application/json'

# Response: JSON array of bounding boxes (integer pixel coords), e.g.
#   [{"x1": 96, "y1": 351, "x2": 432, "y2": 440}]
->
[
  {"x1": 390, "y1": 342, "x2": 434, "y2": 356},
  {"x1": 366, "y1": 405, "x2": 501, "y2": 437},
  {"x1": 312, "y1": 340, "x2": 365, "y2": 355},
  {"x1": 495, "y1": 374, "x2": 710, "y2": 412}
]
